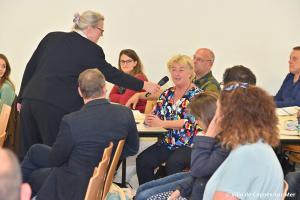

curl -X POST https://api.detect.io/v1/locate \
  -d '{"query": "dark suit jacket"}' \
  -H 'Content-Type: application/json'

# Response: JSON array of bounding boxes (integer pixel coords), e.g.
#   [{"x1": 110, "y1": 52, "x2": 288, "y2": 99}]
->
[
  {"x1": 36, "y1": 99, "x2": 139, "y2": 200},
  {"x1": 18, "y1": 31, "x2": 143, "y2": 112}
]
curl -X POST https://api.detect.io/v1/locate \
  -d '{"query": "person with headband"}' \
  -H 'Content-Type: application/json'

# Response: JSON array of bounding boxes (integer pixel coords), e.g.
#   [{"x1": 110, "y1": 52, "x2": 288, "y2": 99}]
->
[
  {"x1": 203, "y1": 82, "x2": 283, "y2": 200},
  {"x1": 17, "y1": 10, "x2": 159, "y2": 158}
]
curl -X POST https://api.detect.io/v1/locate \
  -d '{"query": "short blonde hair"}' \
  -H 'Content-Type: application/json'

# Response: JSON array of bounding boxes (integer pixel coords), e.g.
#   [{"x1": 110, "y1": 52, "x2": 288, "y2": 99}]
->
[
  {"x1": 167, "y1": 55, "x2": 195, "y2": 80},
  {"x1": 73, "y1": 10, "x2": 104, "y2": 30}
]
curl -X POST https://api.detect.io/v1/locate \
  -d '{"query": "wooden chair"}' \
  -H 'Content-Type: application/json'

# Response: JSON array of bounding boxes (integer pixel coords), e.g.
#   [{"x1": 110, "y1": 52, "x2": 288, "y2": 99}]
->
[
  {"x1": 282, "y1": 180, "x2": 289, "y2": 200},
  {"x1": 0, "y1": 104, "x2": 12, "y2": 147},
  {"x1": 102, "y1": 139, "x2": 125, "y2": 199},
  {"x1": 282, "y1": 145, "x2": 300, "y2": 164},
  {"x1": 84, "y1": 142, "x2": 113, "y2": 200},
  {"x1": 144, "y1": 100, "x2": 156, "y2": 114}
]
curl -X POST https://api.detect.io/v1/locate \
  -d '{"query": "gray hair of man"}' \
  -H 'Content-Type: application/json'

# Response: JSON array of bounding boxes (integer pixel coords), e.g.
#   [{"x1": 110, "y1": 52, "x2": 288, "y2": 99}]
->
[
  {"x1": 78, "y1": 68, "x2": 106, "y2": 99},
  {"x1": 73, "y1": 10, "x2": 104, "y2": 31},
  {"x1": 0, "y1": 149, "x2": 24, "y2": 200}
]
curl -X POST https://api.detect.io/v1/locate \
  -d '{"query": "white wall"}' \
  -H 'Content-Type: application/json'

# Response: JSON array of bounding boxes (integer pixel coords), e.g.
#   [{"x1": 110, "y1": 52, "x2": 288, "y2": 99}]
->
[{"x1": 1, "y1": 0, "x2": 300, "y2": 95}]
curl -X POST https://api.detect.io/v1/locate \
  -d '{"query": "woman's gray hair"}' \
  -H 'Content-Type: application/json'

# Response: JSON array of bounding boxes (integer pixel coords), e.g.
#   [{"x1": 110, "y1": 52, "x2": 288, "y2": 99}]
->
[{"x1": 73, "y1": 10, "x2": 104, "y2": 30}]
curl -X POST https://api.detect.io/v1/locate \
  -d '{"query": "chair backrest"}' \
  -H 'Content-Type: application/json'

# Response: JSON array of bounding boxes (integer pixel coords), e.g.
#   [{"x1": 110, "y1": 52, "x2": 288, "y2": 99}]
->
[
  {"x1": 144, "y1": 100, "x2": 156, "y2": 114},
  {"x1": 84, "y1": 142, "x2": 113, "y2": 200},
  {"x1": 102, "y1": 139, "x2": 125, "y2": 199},
  {"x1": 0, "y1": 131, "x2": 7, "y2": 147},
  {"x1": 0, "y1": 104, "x2": 12, "y2": 133},
  {"x1": 282, "y1": 180, "x2": 289, "y2": 200}
]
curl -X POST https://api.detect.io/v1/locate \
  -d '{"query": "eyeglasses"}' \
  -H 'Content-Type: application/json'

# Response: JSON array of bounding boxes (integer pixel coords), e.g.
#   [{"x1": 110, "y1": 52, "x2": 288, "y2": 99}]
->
[
  {"x1": 95, "y1": 27, "x2": 104, "y2": 34},
  {"x1": 223, "y1": 82, "x2": 249, "y2": 91},
  {"x1": 120, "y1": 59, "x2": 133, "y2": 65},
  {"x1": 193, "y1": 56, "x2": 212, "y2": 63},
  {"x1": 290, "y1": 56, "x2": 299, "y2": 62}
]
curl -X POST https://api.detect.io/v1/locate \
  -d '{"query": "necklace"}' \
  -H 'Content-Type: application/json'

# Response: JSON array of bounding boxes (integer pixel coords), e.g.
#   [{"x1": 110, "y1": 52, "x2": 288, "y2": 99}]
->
[{"x1": 173, "y1": 82, "x2": 192, "y2": 103}]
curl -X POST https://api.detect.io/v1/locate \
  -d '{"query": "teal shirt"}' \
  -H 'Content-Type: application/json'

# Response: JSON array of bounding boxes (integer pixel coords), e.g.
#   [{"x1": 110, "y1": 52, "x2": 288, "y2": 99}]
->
[
  {"x1": 0, "y1": 81, "x2": 15, "y2": 112},
  {"x1": 193, "y1": 71, "x2": 220, "y2": 93},
  {"x1": 203, "y1": 141, "x2": 284, "y2": 200}
]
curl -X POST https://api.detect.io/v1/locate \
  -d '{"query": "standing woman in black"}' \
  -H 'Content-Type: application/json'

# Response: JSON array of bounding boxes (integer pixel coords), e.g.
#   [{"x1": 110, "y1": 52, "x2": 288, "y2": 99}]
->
[{"x1": 17, "y1": 10, "x2": 159, "y2": 158}]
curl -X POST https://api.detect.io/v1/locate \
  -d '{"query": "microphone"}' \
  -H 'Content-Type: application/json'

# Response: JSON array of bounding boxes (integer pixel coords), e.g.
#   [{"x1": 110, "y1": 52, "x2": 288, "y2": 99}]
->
[{"x1": 145, "y1": 76, "x2": 169, "y2": 97}]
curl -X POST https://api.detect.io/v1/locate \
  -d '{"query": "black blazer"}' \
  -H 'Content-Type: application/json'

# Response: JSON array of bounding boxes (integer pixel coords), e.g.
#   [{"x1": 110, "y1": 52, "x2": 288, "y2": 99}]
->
[
  {"x1": 36, "y1": 99, "x2": 139, "y2": 200},
  {"x1": 18, "y1": 31, "x2": 143, "y2": 112}
]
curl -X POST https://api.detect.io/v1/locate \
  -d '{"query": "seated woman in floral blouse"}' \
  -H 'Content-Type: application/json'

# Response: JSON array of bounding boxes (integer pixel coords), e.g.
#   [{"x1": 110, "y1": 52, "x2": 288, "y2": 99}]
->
[
  {"x1": 109, "y1": 49, "x2": 148, "y2": 113},
  {"x1": 136, "y1": 54, "x2": 201, "y2": 185}
]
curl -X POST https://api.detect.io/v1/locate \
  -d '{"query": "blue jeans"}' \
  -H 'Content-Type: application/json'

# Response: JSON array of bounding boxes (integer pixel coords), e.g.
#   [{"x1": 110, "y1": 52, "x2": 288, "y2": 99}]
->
[
  {"x1": 285, "y1": 171, "x2": 300, "y2": 200},
  {"x1": 135, "y1": 172, "x2": 188, "y2": 200}
]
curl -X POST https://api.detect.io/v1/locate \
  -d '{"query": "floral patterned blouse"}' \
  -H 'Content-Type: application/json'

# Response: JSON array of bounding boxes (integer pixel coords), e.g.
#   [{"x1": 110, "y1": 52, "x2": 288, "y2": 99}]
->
[{"x1": 153, "y1": 86, "x2": 202, "y2": 150}]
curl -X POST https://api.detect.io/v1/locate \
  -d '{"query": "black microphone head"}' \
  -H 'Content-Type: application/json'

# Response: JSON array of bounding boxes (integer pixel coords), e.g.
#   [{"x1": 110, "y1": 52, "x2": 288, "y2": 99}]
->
[{"x1": 157, "y1": 76, "x2": 169, "y2": 86}]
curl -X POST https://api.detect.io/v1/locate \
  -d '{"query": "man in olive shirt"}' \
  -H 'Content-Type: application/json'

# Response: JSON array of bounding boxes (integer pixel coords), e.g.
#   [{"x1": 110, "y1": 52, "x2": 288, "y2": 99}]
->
[{"x1": 192, "y1": 48, "x2": 220, "y2": 93}]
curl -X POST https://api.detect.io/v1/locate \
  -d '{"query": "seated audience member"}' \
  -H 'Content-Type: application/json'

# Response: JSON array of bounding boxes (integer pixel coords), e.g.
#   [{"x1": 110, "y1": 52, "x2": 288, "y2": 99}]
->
[
  {"x1": 222, "y1": 65, "x2": 256, "y2": 85},
  {"x1": 192, "y1": 48, "x2": 220, "y2": 92},
  {"x1": 21, "y1": 69, "x2": 139, "y2": 200},
  {"x1": 135, "y1": 91, "x2": 230, "y2": 200},
  {"x1": 203, "y1": 82, "x2": 284, "y2": 200},
  {"x1": 125, "y1": 47, "x2": 220, "y2": 109},
  {"x1": 109, "y1": 49, "x2": 148, "y2": 113},
  {"x1": 285, "y1": 171, "x2": 300, "y2": 200},
  {"x1": 275, "y1": 46, "x2": 300, "y2": 107},
  {"x1": 136, "y1": 55, "x2": 201, "y2": 185},
  {"x1": 0, "y1": 54, "x2": 15, "y2": 111},
  {"x1": 136, "y1": 65, "x2": 256, "y2": 200},
  {"x1": 0, "y1": 148, "x2": 31, "y2": 200}
]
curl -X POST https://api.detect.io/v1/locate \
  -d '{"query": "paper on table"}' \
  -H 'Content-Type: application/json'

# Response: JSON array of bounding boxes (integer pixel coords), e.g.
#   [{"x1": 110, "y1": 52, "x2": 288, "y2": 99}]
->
[
  {"x1": 276, "y1": 106, "x2": 300, "y2": 116},
  {"x1": 132, "y1": 110, "x2": 145, "y2": 123}
]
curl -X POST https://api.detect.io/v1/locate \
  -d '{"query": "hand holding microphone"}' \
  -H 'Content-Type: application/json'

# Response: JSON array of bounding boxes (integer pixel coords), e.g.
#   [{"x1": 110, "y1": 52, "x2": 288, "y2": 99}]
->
[{"x1": 145, "y1": 76, "x2": 169, "y2": 97}]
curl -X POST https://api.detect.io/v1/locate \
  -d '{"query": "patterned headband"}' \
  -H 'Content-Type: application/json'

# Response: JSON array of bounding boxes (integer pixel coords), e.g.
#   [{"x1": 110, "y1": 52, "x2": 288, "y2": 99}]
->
[{"x1": 223, "y1": 82, "x2": 249, "y2": 92}]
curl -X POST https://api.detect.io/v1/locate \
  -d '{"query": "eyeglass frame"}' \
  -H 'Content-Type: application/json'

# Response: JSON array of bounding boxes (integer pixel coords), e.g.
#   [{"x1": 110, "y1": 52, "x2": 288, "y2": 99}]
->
[
  {"x1": 120, "y1": 59, "x2": 134, "y2": 65},
  {"x1": 95, "y1": 27, "x2": 104, "y2": 34},
  {"x1": 192, "y1": 55, "x2": 213, "y2": 63}
]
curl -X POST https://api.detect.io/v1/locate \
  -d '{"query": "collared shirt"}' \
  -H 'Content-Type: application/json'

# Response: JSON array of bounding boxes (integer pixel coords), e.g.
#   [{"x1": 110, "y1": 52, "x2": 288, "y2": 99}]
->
[
  {"x1": 275, "y1": 73, "x2": 300, "y2": 108},
  {"x1": 193, "y1": 71, "x2": 220, "y2": 93}
]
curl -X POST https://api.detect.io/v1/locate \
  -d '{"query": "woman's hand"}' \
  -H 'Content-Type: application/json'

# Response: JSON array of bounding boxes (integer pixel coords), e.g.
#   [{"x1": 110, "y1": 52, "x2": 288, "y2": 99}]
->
[
  {"x1": 206, "y1": 113, "x2": 223, "y2": 138},
  {"x1": 17, "y1": 103, "x2": 22, "y2": 112},
  {"x1": 144, "y1": 114, "x2": 164, "y2": 127},
  {"x1": 143, "y1": 81, "x2": 160, "y2": 94},
  {"x1": 125, "y1": 93, "x2": 140, "y2": 109},
  {"x1": 168, "y1": 190, "x2": 181, "y2": 200}
]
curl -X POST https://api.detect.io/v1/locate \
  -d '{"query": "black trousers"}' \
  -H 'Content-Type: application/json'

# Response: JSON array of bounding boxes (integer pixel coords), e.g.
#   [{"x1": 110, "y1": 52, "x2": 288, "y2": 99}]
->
[
  {"x1": 136, "y1": 142, "x2": 191, "y2": 185},
  {"x1": 19, "y1": 99, "x2": 68, "y2": 159}
]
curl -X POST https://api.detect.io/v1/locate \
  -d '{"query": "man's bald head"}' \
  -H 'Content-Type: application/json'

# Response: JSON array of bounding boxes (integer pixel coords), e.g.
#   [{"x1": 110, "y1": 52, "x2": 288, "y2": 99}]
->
[
  {"x1": 193, "y1": 48, "x2": 215, "y2": 78},
  {"x1": 0, "y1": 148, "x2": 31, "y2": 200}
]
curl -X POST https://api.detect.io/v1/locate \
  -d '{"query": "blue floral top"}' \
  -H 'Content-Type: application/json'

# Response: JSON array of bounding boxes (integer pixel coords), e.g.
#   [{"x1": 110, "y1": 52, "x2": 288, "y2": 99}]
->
[{"x1": 153, "y1": 86, "x2": 202, "y2": 150}]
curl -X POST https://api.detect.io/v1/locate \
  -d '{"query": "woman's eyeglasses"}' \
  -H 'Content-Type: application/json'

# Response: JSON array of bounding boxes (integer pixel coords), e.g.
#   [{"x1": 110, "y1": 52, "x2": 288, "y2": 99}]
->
[{"x1": 120, "y1": 59, "x2": 133, "y2": 65}]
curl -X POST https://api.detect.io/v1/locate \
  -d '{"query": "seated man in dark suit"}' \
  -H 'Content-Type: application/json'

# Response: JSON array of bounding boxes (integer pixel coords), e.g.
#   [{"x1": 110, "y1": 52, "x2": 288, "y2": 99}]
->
[{"x1": 21, "y1": 68, "x2": 139, "y2": 200}]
